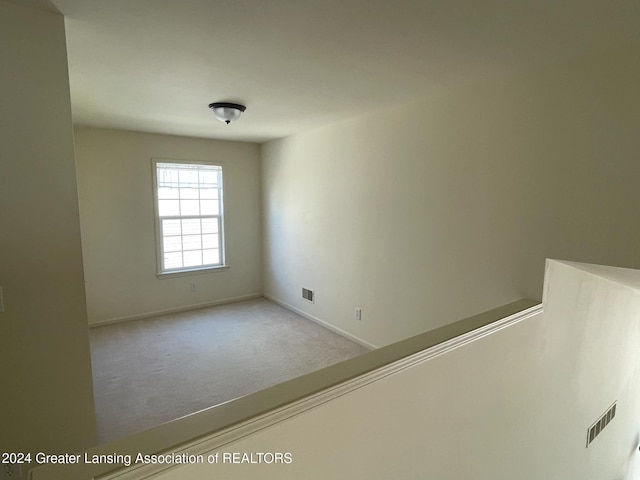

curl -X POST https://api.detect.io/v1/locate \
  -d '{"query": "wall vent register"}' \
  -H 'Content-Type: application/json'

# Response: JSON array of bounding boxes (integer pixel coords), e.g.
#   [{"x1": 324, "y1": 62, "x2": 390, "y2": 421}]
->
[
  {"x1": 586, "y1": 402, "x2": 616, "y2": 447},
  {"x1": 302, "y1": 288, "x2": 314, "y2": 303}
]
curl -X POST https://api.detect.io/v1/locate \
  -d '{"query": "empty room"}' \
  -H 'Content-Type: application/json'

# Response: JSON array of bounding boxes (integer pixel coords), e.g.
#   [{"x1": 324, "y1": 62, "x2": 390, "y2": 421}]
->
[
  {"x1": 2, "y1": 0, "x2": 640, "y2": 479},
  {"x1": 75, "y1": 127, "x2": 370, "y2": 443}
]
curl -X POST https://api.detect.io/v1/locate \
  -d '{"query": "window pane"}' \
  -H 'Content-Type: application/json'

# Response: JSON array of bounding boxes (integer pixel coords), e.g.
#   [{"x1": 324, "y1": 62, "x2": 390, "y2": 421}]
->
[
  {"x1": 162, "y1": 219, "x2": 181, "y2": 236},
  {"x1": 183, "y1": 235, "x2": 202, "y2": 251},
  {"x1": 179, "y1": 168, "x2": 199, "y2": 187},
  {"x1": 163, "y1": 252, "x2": 182, "y2": 270},
  {"x1": 200, "y1": 200, "x2": 219, "y2": 215},
  {"x1": 200, "y1": 188, "x2": 218, "y2": 199},
  {"x1": 157, "y1": 166, "x2": 180, "y2": 188},
  {"x1": 201, "y1": 218, "x2": 218, "y2": 233},
  {"x1": 158, "y1": 187, "x2": 179, "y2": 199},
  {"x1": 158, "y1": 199, "x2": 180, "y2": 217},
  {"x1": 203, "y1": 249, "x2": 220, "y2": 265},
  {"x1": 163, "y1": 236, "x2": 182, "y2": 253},
  {"x1": 156, "y1": 162, "x2": 224, "y2": 273},
  {"x1": 182, "y1": 219, "x2": 201, "y2": 235},
  {"x1": 183, "y1": 250, "x2": 202, "y2": 267},
  {"x1": 180, "y1": 199, "x2": 200, "y2": 216},
  {"x1": 202, "y1": 234, "x2": 218, "y2": 249},
  {"x1": 180, "y1": 187, "x2": 198, "y2": 199},
  {"x1": 200, "y1": 170, "x2": 218, "y2": 186}
]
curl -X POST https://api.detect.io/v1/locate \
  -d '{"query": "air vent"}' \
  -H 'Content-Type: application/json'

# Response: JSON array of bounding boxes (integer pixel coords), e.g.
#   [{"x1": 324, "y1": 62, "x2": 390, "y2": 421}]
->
[
  {"x1": 586, "y1": 402, "x2": 616, "y2": 447},
  {"x1": 302, "y1": 287, "x2": 314, "y2": 303}
]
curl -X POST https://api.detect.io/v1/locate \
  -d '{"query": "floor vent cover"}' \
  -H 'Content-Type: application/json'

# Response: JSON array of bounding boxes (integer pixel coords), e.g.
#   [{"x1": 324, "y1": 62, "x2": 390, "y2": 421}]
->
[
  {"x1": 586, "y1": 402, "x2": 616, "y2": 447},
  {"x1": 302, "y1": 288, "x2": 314, "y2": 303}
]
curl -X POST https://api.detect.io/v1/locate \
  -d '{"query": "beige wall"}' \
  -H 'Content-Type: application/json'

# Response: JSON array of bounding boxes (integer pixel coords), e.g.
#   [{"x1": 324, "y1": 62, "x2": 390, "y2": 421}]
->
[
  {"x1": 0, "y1": 0, "x2": 96, "y2": 455},
  {"x1": 134, "y1": 261, "x2": 640, "y2": 480},
  {"x1": 74, "y1": 127, "x2": 262, "y2": 325},
  {"x1": 261, "y1": 43, "x2": 640, "y2": 347}
]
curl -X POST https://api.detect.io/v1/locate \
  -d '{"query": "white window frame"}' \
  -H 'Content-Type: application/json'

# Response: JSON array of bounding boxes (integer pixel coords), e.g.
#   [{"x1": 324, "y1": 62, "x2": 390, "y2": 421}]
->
[{"x1": 152, "y1": 158, "x2": 226, "y2": 276}]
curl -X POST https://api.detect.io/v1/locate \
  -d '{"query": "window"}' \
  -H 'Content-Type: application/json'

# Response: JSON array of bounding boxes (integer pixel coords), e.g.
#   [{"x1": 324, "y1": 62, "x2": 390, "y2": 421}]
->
[{"x1": 153, "y1": 160, "x2": 225, "y2": 274}]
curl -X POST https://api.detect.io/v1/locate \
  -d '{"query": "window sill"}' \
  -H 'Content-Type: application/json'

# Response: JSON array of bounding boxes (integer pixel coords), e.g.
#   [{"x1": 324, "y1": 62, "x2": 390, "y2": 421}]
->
[{"x1": 156, "y1": 265, "x2": 229, "y2": 279}]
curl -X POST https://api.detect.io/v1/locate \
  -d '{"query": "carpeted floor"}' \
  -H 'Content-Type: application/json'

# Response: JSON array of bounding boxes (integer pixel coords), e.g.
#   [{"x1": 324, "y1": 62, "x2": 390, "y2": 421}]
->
[{"x1": 89, "y1": 297, "x2": 369, "y2": 444}]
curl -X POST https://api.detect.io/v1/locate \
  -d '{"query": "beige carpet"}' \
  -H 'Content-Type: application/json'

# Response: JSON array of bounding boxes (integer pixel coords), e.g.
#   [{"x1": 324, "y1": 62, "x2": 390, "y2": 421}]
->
[{"x1": 90, "y1": 297, "x2": 369, "y2": 444}]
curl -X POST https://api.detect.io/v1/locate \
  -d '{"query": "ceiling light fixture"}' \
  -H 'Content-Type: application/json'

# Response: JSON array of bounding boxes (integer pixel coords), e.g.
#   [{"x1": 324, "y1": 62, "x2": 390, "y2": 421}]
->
[{"x1": 208, "y1": 102, "x2": 246, "y2": 124}]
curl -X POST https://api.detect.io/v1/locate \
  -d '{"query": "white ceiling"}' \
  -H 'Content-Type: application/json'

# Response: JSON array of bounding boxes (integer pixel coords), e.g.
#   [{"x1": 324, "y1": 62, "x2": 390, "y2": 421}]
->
[{"x1": 46, "y1": 0, "x2": 639, "y2": 143}]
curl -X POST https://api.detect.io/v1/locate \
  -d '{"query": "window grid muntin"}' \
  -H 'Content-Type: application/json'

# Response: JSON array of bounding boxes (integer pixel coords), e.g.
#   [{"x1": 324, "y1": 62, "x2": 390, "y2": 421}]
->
[
  {"x1": 154, "y1": 161, "x2": 224, "y2": 273},
  {"x1": 160, "y1": 216, "x2": 222, "y2": 270}
]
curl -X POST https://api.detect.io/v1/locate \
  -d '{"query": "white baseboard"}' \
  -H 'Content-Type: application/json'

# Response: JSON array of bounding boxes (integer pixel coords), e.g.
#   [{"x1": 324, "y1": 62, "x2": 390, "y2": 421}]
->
[
  {"x1": 264, "y1": 294, "x2": 378, "y2": 350},
  {"x1": 89, "y1": 293, "x2": 264, "y2": 328},
  {"x1": 90, "y1": 292, "x2": 378, "y2": 350}
]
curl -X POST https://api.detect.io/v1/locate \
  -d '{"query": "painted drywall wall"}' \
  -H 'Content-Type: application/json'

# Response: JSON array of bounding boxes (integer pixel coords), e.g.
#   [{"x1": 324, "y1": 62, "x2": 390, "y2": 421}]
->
[
  {"x1": 0, "y1": 0, "x2": 96, "y2": 456},
  {"x1": 261, "y1": 43, "x2": 640, "y2": 347},
  {"x1": 74, "y1": 127, "x2": 262, "y2": 325},
  {"x1": 130, "y1": 260, "x2": 640, "y2": 480}
]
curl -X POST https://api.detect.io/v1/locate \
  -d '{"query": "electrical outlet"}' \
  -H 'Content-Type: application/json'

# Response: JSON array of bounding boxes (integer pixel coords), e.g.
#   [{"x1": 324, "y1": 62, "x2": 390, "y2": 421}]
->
[
  {"x1": 189, "y1": 283, "x2": 196, "y2": 292},
  {"x1": 355, "y1": 308, "x2": 362, "y2": 321},
  {"x1": 2, "y1": 463, "x2": 22, "y2": 480}
]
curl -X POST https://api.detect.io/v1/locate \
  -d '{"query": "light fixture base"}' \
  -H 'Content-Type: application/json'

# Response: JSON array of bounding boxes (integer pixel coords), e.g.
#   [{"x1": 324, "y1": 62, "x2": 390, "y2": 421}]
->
[{"x1": 208, "y1": 102, "x2": 246, "y2": 124}]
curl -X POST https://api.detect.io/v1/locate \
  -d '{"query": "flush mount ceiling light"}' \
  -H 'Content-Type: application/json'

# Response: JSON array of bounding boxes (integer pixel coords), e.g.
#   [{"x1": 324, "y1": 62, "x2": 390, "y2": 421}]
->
[{"x1": 208, "y1": 102, "x2": 246, "y2": 124}]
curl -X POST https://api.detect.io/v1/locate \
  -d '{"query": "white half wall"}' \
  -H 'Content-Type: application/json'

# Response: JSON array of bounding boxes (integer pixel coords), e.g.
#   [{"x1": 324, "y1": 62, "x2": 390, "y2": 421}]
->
[
  {"x1": 261, "y1": 43, "x2": 640, "y2": 347},
  {"x1": 74, "y1": 127, "x2": 262, "y2": 325},
  {"x1": 0, "y1": 0, "x2": 96, "y2": 455},
  {"x1": 127, "y1": 260, "x2": 640, "y2": 480}
]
